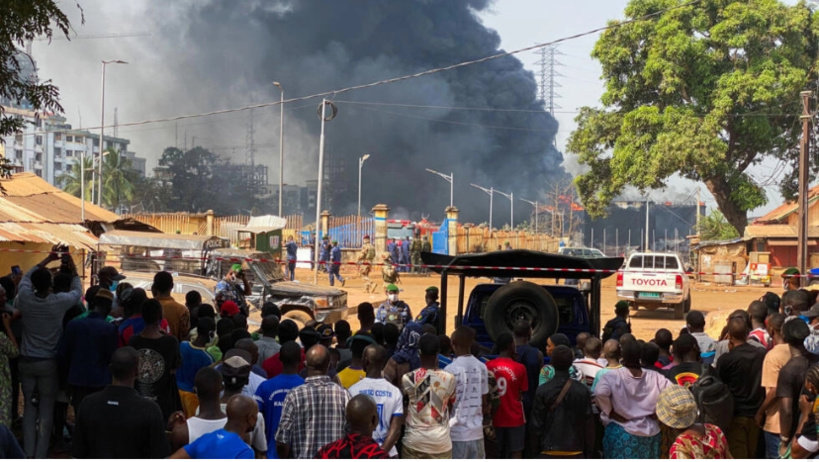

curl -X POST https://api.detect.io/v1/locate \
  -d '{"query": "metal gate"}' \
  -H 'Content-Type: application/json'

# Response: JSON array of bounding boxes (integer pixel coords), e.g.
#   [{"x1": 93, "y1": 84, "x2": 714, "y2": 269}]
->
[{"x1": 432, "y1": 219, "x2": 449, "y2": 255}]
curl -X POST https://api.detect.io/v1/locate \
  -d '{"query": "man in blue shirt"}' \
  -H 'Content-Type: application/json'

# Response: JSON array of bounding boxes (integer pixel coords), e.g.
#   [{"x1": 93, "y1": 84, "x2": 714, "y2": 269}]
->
[
  {"x1": 285, "y1": 235, "x2": 298, "y2": 281},
  {"x1": 170, "y1": 395, "x2": 257, "y2": 459},
  {"x1": 58, "y1": 288, "x2": 118, "y2": 412},
  {"x1": 329, "y1": 241, "x2": 345, "y2": 287},
  {"x1": 254, "y1": 341, "x2": 304, "y2": 458}
]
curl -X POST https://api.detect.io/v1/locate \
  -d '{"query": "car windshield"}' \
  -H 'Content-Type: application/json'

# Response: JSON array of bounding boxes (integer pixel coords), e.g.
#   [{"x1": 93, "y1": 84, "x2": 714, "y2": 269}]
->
[{"x1": 251, "y1": 258, "x2": 285, "y2": 281}]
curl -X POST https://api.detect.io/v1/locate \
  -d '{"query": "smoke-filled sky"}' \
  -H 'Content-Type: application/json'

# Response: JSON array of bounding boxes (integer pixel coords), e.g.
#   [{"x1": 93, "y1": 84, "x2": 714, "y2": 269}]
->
[{"x1": 29, "y1": 0, "x2": 788, "y2": 220}]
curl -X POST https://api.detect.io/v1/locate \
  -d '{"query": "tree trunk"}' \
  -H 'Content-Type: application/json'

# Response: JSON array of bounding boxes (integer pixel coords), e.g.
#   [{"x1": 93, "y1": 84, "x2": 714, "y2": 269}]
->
[{"x1": 704, "y1": 177, "x2": 748, "y2": 237}]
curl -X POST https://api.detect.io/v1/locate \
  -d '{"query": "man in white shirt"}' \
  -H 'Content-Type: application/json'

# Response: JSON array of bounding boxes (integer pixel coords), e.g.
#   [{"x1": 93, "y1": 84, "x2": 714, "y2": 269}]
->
[
  {"x1": 349, "y1": 344, "x2": 404, "y2": 457},
  {"x1": 443, "y1": 326, "x2": 488, "y2": 459}
]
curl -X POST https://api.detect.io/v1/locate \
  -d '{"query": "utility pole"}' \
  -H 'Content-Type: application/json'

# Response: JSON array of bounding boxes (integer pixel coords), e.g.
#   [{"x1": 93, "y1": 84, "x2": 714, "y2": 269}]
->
[
  {"x1": 798, "y1": 90, "x2": 813, "y2": 276},
  {"x1": 314, "y1": 99, "x2": 336, "y2": 284},
  {"x1": 645, "y1": 197, "x2": 650, "y2": 251},
  {"x1": 696, "y1": 187, "x2": 701, "y2": 234}
]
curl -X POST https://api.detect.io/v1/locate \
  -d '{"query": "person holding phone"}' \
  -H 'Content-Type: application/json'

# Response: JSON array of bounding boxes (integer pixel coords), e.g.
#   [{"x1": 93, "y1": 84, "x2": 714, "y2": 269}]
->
[{"x1": 15, "y1": 245, "x2": 82, "y2": 458}]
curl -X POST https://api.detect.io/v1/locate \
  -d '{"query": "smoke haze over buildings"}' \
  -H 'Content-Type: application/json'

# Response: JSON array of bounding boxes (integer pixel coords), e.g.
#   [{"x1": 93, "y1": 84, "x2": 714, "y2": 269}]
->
[{"x1": 32, "y1": 0, "x2": 567, "y2": 222}]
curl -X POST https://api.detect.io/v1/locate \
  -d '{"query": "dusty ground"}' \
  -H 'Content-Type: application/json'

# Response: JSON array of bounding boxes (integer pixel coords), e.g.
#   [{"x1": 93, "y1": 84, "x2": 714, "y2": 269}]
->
[{"x1": 283, "y1": 267, "x2": 774, "y2": 343}]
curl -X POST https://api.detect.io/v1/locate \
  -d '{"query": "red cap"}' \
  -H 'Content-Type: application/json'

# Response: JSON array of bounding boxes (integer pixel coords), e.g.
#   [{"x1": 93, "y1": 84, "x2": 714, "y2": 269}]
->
[{"x1": 220, "y1": 300, "x2": 240, "y2": 317}]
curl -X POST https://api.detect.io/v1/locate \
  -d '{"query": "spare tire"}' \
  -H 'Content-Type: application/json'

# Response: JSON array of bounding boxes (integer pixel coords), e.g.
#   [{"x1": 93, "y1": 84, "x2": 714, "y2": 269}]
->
[{"x1": 484, "y1": 281, "x2": 559, "y2": 349}]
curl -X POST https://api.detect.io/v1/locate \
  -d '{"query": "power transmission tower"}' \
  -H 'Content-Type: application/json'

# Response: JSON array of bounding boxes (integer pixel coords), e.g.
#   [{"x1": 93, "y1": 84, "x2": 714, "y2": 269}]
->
[
  {"x1": 534, "y1": 46, "x2": 563, "y2": 115},
  {"x1": 245, "y1": 109, "x2": 258, "y2": 201}
]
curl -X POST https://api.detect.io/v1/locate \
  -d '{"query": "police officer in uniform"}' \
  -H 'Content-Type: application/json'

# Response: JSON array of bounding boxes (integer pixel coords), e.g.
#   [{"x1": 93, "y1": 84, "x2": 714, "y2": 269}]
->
[
  {"x1": 410, "y1": 236, "x2": 422, "y2": 274},
  {"x1": 357, "y1": 235, "x2": 376, "y2": 293},
  {"x1": 415, "y1": 286, "x2": 441, "y2": 333},
  {"x1": 376, "y1": 284, "x2": 412, "y2": 330}
]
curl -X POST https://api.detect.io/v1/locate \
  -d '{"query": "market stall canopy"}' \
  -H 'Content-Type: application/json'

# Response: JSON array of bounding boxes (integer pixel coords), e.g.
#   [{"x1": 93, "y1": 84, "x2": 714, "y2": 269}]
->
[
  {"x1": 239, "y1": 215, "x2": 287, "y2": 234},
  {"x1": 99, "y1": 230, "x2": 228, "y2": 251}
]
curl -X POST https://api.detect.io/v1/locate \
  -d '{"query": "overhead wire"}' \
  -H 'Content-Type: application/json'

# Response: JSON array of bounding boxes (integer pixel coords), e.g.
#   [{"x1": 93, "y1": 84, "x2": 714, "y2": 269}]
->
[{"x1": 59, "y1": 0, "x2": 706, "y2": 133}]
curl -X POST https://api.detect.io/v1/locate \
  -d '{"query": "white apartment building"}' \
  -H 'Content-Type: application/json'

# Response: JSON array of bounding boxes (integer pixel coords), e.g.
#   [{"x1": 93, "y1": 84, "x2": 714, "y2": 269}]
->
[{"x1": 0, "y1": 106, "x2": 144, "y2": 186}]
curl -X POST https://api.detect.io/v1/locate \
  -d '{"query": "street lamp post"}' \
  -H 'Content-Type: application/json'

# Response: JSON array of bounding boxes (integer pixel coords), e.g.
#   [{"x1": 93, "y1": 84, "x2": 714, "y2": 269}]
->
[
  {"x1": 425, "y1": 168, "x2": 453, "y2": 207},
  {"x1": 520, "y1": 198, "x2": 540, "y2": 250},
  {"x1": 273, "y1": 82, "x2": 284, "y2": 217},
  {"x1": 495, "y1": 189, "x2": 514, "y2": 229},
  {"x1": 358, "y1": 154, "x2": 370, "y2": 219},
  {"x1": 470, "y1": 183, "x2": 494, "y2": 230},
  {"x1": 313, "y1": 99, "x2": 336, "y2": 284},
  {"x1": 97, "y1": 59, "x2": 127, "y2": 209}
]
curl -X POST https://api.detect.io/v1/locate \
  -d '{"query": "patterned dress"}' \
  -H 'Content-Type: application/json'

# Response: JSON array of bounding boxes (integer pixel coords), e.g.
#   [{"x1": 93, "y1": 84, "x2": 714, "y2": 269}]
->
[
  {"x1": 0, "y1": 332, "x2": 20, "y2": 428},
  {"x1": 668, "y1": 424, "x2": 729, "y2": 459}
]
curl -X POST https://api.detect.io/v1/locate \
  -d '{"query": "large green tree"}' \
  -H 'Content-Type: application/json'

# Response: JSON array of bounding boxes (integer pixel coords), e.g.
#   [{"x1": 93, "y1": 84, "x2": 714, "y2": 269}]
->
[
  {"x1": 568, "y1": 0, "x2": 818, "y2": 235},
  {"x1": 57, "y1": 155, "x2": 93, "y2": 199},
  {"x1": 101, "y1": 148, "x2": 137, "y2": 211}
]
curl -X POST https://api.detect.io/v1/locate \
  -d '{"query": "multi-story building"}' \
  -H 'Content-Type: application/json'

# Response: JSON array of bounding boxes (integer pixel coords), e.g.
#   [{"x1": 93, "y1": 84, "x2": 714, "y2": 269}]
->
[
  {"x1": 0, "y1": 109, "x2": 142, "y2": 186},
  {"x1": 0, "y1": 51, "x2": 146, "y2": 187}
]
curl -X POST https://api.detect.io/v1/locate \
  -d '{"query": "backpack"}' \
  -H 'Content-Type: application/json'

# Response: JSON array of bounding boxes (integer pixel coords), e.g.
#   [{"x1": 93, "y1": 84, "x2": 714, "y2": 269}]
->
[{"x1": 688, "y1": 371, "x2": 734, "y2": 433}]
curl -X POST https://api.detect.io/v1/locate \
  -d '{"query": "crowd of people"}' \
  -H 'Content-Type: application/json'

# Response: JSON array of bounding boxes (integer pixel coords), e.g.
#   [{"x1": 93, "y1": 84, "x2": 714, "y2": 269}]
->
[{"x1": 2, "y1": 246, "x2": 819, "y2": 459}]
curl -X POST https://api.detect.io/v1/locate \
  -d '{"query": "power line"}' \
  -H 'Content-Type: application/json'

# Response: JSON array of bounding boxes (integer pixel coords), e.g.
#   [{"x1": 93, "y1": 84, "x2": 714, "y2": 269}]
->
[{"x1": 62, "y1": 0, "x2": 707, "y2": 133}]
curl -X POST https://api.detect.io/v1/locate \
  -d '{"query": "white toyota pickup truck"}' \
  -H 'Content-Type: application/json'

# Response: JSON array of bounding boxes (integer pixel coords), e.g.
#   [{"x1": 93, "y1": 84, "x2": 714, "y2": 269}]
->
[{"x1": 616, "y1": 252, "x2": 691, "y2": 319}]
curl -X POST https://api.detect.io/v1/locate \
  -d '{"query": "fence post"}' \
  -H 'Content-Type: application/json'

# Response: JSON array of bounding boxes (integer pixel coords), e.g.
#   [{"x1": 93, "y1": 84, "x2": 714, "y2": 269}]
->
[
  {"x1": 446, "y1": 206, "x2": 459, "y2": 256},
  {"x1": 372, "y1": 204, "x2": 390, "y2": 257},
  {"x1": 320, "y1": 210, "x2": 331, "y2": 240},
  {"x1": 205, "y1": 209, "x2": 214, "y2": 236}
]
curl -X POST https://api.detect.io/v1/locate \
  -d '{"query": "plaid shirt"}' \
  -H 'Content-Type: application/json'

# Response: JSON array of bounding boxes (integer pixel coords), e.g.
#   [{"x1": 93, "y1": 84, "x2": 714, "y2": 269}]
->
[{"x1": 275, "y1": 375, "x2": 350, "y2": 459}]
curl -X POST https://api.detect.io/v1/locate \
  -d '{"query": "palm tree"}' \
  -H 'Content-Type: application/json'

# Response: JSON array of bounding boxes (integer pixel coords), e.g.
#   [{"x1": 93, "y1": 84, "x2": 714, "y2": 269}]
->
[
  {"x1": 57, "y1": 155, "x2": 95, "y2": 200},
  {"x1": 101, "y1": 148, "x2": 137, "y2": 212}
]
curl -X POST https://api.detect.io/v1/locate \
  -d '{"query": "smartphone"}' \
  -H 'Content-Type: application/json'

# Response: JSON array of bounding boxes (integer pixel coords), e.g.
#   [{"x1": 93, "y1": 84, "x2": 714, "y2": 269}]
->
[{"x1": 10, "y1": 266, "x2": 20, "y2": 276}]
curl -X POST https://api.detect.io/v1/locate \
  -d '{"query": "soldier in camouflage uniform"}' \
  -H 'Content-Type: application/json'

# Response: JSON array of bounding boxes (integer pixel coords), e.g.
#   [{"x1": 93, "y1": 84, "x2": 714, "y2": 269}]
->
[
  {"x1": 421, "y1": 235, "x2": 432, "y2": 274},
  {"x1": 381, "y1": 252, "x2": 401, "y2": 293},
  {"x1": 357, "y1": 235, "x2": 376, "y2": 293},
  {"x1": 410, "y1": 236, "x2": 423, "y2": 274}
]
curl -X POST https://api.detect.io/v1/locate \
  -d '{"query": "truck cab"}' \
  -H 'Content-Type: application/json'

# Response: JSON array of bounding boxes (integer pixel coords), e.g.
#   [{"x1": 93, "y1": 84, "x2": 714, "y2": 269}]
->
[{"x1": 421, "y1": 250, "x2": 623, "y2": 350}]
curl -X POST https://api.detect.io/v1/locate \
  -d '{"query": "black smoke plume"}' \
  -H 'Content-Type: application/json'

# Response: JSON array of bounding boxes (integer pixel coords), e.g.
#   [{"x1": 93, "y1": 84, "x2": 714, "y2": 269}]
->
[{"x1": 60, "y1": 0, "x2": 566, "y2": 223}]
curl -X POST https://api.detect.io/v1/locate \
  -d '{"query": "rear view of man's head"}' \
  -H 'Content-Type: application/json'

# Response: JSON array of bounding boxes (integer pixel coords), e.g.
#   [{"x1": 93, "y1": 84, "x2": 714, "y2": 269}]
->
[{"x1": 110, "y1": 346, "x2": 140, "y2": 385}]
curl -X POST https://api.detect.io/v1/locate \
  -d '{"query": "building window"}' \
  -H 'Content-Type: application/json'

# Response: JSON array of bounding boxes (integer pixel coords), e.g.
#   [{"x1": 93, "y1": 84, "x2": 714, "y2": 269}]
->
[
  {"x1": 35, "y1": 153, "x2": 41, "y2": 162},
  {"x1": 14, "y1": 134, "x2": 22, "y2": 143},
  {"x1": 54, "y1": 133, "x2": 62, "y2": 141},
  {"x1": 35, "y1": 135, "x2": 42, "y2": 145},
  {"x1": 66, "y1": 150, "x2": 73, "y2": 157},
  {"x1": 14, "y1": 150, "x2": 22, "y2": 160},
  {"x1": 54, "y1": 147, "x2": 61, "y2": 157},
  {"x1": 66, "y1": 135, "x2": 73, "y2": 142},
  {"x1": 54, "y1": 162, "x2": 62, "y2": 171},
  {"x1": 66, "y1": 164, "x2": 73, "y2": 173},
  {"x1": 75, "y1": 136, "x2": 83, "y2": 143}
]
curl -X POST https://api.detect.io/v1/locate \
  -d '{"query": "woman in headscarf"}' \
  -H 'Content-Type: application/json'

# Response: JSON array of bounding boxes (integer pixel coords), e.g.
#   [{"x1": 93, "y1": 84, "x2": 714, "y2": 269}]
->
[
  {"x1": 657, "y1": 385, "x2": 731, "y2": 459},
  {"x1": 382, "y1": 322, "x2": 424, "y2": 387},
  {"x1": 595, "y1": 340, "x2": 670, "y2": 459},
  {"x1": 539, "y1": 333, "x2": 584, "y2": 385}
]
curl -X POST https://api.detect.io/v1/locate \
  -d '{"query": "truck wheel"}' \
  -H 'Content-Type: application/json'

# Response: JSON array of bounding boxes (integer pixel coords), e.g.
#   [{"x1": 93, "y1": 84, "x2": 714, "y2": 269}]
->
[
  {"x1": 674, "y1": 302, "x2": 685, "y2": 320},
  {"x1": 283, "y1": 310, "x2": 312, "y2": 330},
  {"x1": 684, "y1": 295, "x2": 692, "y2": 313},
  {"x1": 484, "y1": 281, "x2": 559, "y2": 350}
]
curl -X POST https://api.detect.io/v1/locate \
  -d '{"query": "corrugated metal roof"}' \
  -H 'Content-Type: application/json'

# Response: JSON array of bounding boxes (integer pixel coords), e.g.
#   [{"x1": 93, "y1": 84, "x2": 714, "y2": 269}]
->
[
  {"x1": 754, "y1": 184, "x2": 819, "y2": 224},
  {"x1": 744, "y1": 224, "x2": 819, "y2": 238},
  {"x1": 0, "y1": 223, "x2": 98, "y2": 249},
  {"x1": 0, "y1": 172, "x2": 119, "y2": 223}
]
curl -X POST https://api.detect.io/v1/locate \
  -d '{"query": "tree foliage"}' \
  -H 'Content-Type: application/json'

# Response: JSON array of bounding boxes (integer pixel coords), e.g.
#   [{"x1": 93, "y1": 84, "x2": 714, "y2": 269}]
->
[
  {"x1": 56, "y1": 155, "x2": 93, "y2": 200},
  {"x1": 101, "y1": 149, "x2": 138, "y2": 212},
  {"x1": 697, "y1": 209, "x2": 740, "y2": 241},
  {"x1": 0, "y1": 1, "x2": 82, "y2": 182},
  {"x1": 157, "y1": 146, "x2": 259, "y2": 215},
  {"x1": 567, "y1": 0, "x2": 818, "y2": 236}
]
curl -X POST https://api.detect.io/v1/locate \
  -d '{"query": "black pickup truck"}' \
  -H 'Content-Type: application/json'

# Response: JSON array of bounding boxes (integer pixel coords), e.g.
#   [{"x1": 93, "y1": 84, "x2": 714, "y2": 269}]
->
[{"x1": 421, "y1": 250, "x2": 623, "y2": 350}]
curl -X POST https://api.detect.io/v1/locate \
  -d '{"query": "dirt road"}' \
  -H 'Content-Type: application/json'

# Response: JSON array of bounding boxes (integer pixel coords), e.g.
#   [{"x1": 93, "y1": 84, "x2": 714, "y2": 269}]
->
[{"x1": 285, "y1": 267, "x2": 775, "y2": 343}]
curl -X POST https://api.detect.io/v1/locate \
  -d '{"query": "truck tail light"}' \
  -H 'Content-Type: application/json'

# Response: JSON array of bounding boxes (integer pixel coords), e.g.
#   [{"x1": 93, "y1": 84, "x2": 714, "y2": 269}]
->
[
  {"x1": 675, "y1": 275, "x2": 683, "y2": 290},
  {"x1": 616, "y1": 272, "x2": 623, "y2": 287}
]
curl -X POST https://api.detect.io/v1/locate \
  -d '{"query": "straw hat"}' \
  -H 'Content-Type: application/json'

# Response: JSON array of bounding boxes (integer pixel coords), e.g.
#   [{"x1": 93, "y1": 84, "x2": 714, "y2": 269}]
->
[{"x1": 656, "y1": 385, "x2": 698, "y2": 429}]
